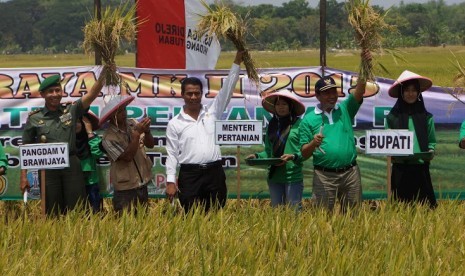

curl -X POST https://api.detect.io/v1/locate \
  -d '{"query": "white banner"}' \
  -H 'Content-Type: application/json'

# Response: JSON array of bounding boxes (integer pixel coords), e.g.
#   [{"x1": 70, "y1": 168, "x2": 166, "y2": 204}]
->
[
  {"x1": 215, "y1": 120, "x2": 263, "y2": 145},
  {"x1": 19, "y1": 143, "x2": 69, "y2": 169},
  {"x1": 1, "y1": 65, "x2": 462, "y2": 133},
  {"x1": 365, "y1": 130, "x2": 414, "y2": 156}
]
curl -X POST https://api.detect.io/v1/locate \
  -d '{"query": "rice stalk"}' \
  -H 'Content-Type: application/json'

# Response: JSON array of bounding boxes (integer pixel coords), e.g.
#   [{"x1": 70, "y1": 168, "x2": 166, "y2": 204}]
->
[
  {"x1": 444, "y1": 51, "x2": 465, "y2": 104},
  {"x1": 196, "y1": 0, "x2": 259, "y2": 85},
  {"x1": 347, "y1": 0, "x2": 396, "y2": 81},
  {"x1": 442, "y1": 51, "x2": 465, "y2": 109},
  {"x1": 2, "y1": 201, "x2": 465, "y2": 274},
  {"x1": 82, "y1": 1, "x2": 141, "y2": 87}
]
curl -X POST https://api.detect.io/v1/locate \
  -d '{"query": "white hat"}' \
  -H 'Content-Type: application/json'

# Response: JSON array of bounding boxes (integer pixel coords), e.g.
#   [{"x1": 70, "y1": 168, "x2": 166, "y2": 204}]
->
[
  {"x1": 83, "y1": 110, "x2": 100, "y2": 131},
  {"x1": 98, "y1": 95, "x2": 135, "y2": 126},
  {"x1": 388, "y1": 70, "x2": 432, "y2": 98},
  {"x1": 262, "y1": 90, "x2": 305, "y2": 116}
]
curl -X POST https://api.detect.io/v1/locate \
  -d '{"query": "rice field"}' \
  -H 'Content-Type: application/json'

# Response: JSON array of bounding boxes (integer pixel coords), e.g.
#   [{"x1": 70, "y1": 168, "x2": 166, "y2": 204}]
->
[
  {"x1": 1, "y1": 48, "x2": 465, "y2": 274},
  {"x1": 1, "y1": 46, "x2": 464, "y2": 86},
  {"x1": 1, "y1": 200, "x2": 465, "y2": 274}
]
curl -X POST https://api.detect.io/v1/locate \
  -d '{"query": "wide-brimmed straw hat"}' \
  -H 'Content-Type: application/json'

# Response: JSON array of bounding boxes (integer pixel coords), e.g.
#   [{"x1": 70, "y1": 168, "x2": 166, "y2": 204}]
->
[
  {"x1": 83, "y1": 110, "x2": 100, "y2": 131},
  {"x1": 98, "y1": 95, "x2": 135, "y2": 126},
  {"x1": 388, "y1": 70, "x2": 432, "y2": 98},
  {"x1": 262, "y1": 90, "x2": 305, "y2": 116}
]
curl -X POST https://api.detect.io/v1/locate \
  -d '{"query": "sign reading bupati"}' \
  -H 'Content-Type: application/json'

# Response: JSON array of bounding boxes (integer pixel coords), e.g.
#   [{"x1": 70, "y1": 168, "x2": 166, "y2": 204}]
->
[
  {"x1": 215, "y1": 120, "x2": 263, "y2": 145},
  {"x1": 19, "y1": 143, "x2": 69, "y2": 170},
  {"x1": 365, "y1": 130, "x2": 414, "y2": 155}
]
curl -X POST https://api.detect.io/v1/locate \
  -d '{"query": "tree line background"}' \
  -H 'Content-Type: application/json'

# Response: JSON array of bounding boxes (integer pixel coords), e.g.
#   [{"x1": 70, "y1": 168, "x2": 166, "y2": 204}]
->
[{"x1": 1, "y1": 0, "x2": 464, "y2": 54}]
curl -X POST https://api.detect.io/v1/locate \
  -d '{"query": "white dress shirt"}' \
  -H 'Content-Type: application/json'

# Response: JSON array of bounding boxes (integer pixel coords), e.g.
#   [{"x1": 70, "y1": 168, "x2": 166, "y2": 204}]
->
[{"x1": 165, "y1": 63, "x2": 240, "y2": 183}]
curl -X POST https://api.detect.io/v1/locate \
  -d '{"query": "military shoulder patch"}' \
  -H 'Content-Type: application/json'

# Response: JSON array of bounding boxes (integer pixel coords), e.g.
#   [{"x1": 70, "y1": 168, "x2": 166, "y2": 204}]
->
[{"x1": 28, "y1": 108, "x2": 43, "y2": 117}]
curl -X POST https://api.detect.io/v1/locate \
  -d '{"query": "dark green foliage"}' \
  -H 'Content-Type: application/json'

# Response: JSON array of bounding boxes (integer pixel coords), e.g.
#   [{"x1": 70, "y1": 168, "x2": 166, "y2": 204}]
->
[{"x1": 1, "y1": 0, "x2": 465, "y2": 54}]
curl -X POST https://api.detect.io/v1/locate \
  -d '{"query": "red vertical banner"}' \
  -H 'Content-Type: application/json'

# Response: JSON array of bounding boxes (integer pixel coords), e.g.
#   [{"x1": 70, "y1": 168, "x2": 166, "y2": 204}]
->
[
  {"x1": 136, "y1": 0, "x2": 186, "y2": 69},
  {"x1": 136, "y1": 0, "x2": 221, "y2": 69}
]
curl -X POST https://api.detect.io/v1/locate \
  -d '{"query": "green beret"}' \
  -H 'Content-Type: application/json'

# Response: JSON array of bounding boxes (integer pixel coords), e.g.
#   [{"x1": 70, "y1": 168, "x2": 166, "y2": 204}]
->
[{"x1": 39, "y1": 75, "x2": 61, "y2": 92}]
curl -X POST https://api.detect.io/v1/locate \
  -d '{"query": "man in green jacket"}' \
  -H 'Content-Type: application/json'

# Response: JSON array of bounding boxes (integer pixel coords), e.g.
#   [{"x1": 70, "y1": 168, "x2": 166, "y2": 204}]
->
[{"x1": 300, "y1": 72, "x2": 368, "y2": 213}]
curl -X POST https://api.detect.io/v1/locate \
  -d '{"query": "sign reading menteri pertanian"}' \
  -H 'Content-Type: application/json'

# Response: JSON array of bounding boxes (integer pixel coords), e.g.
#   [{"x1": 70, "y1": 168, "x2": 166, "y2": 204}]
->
[
  {"x1": 215, "y1": 120, "x2": 263, "y2": 145},
  {"x1": 365, "y1": 130, "x2": 414, "y2": 156},
  {"x1": 19, "y1": 143, "x2": 69, "y2": 170}
]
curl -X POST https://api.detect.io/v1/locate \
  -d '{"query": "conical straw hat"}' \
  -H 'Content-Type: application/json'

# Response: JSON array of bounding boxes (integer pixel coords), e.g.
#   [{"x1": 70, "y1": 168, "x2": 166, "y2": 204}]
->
[
  {"x1": 262, "y1": 90, "x2": 305, "y2": 116},
  {"x1": 388, "y1": 70, "x2": 432, "y2": 98},
  {"x1": 98, "y1": 95, "x2": 135, "y2": 127}
]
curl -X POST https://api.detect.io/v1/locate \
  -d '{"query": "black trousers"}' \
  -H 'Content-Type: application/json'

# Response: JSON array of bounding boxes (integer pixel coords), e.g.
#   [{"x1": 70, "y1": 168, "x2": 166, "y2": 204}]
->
[
  {"x1": 112, "y1": 185, "x2": 148, "y2": 214},
  {"x1": 391, "y1": 163, "x2": 437, "y2": 208},
  {"x1": 178, "y1": 162, "x2": 227, "y2": 213}
]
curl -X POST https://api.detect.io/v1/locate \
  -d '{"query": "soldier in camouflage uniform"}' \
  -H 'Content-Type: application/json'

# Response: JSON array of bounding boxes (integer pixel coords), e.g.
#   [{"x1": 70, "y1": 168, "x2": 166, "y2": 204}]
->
[{"x1": 20, "y1": 70, "x2": 106, "y2": 216}]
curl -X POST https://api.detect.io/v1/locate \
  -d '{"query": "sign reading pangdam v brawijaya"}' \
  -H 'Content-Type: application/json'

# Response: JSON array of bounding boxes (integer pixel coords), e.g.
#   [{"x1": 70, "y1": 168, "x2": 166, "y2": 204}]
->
[{"x1": 0, "y1": 66, "x2": 464, "y2": 200}]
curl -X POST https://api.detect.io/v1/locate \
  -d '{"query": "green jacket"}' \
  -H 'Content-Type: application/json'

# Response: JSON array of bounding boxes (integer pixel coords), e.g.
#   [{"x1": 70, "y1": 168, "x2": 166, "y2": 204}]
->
[
  {"x1": 0, "y1": 144, "x2": 7, "y2": 173},
  {"x1": 256, "y1": 119, "x2": 307, "y2": 184},
  {"x1": 80, "y1": 135, "x2": 104, "y2": 185}
]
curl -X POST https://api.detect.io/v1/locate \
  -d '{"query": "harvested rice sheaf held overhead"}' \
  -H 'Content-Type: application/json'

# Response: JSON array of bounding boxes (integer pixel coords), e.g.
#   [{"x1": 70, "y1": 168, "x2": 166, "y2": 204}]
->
[
  {"x1": 347, "y1": 0, "x2": 396, "y2": 82},
  {"x1": 196, "y1": 0, "x2": 259, "y2": 86},
  {"x1": 82, "y1": 2, "x2": 141, "y2": 87}
]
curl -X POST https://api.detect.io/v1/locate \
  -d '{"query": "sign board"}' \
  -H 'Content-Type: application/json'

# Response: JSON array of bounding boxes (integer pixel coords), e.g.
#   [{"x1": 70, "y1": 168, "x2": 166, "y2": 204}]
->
[
  {"x1": 19, "y1": 143, "x2": 70, "y2": 170},
  {"x1": 365, "y1": 130, "x2": 414, "y2": 156},
  {"x1": 215, "y1": 120, "x2": 263, "y2": 145}
]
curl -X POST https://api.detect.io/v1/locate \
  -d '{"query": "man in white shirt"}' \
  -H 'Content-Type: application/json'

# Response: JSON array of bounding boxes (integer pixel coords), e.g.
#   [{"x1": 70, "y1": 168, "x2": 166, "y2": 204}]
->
[{"x1": 165, "y1": 51, "x2": 243, "y2": 212}]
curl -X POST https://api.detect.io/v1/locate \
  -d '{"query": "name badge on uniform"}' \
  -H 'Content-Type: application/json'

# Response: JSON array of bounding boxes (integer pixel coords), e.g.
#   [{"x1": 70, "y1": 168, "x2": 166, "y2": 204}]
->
[{"x1": 60, "y1": 113, "x2": 72, "y2": 125}]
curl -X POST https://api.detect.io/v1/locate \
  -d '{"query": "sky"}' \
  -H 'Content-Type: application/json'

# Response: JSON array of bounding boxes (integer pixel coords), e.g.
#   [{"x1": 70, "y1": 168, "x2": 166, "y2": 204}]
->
[
  {"x1": 0, "y1": 0, "x2": 462, "y2": 7},
  {"x1": 218, "y1": 0, "x2": 463, "y2": 8}
]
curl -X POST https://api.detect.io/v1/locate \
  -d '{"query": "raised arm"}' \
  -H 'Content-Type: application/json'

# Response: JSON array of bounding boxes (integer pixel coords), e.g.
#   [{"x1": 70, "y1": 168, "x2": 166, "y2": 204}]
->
[
  {"x1": 81, "y1": 64, "x2": 114, "y2": 110},
  {"x1": 211, "y1": 51, "x2": 244, "y2": 119},
  {"x1": 353, "y1": 50, "x2": 372, "y2": 103}
]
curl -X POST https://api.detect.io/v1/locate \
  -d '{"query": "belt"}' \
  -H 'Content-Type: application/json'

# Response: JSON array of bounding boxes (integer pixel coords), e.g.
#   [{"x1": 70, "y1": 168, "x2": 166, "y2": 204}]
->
[
  {"x1": 180, "y1": 160, "x2": 222, "y2": 170},
  {"x1": 314, "y1": 161, "x2": 357, "y2": 173}
]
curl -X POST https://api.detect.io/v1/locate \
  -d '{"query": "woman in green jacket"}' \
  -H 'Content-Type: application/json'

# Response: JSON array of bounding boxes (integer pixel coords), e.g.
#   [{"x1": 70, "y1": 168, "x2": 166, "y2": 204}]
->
[
  {"x1": 247, "y1": 90, "x2": 307, "y2": 208},
  {"x1": 386, "y1": 71, "x2": 437, "y2": 208}
]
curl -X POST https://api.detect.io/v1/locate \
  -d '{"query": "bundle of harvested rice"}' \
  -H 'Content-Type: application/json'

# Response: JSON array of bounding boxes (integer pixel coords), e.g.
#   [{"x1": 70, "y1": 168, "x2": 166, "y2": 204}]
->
[
  {"x1": 445, "y1": 52, "x2": 465, "y2": 105},
  {"x1": 83, "y1": 2, "x2": 140, "y2": 87},
  {"x1": 347, "y1": 0, "x2": 396, "y2": 81},
  {"x1": 196, "y1": 0, "x2": 259, "y2": 85}
]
